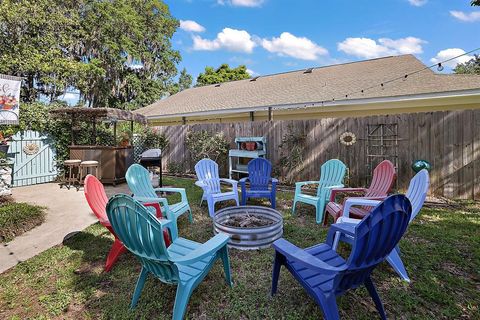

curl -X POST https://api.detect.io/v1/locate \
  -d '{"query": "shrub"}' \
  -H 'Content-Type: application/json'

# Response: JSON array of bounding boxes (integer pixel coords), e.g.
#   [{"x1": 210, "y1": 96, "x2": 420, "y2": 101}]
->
[
  {"x1": 139, "y1": 127, "x2": 169, "y2": 150},
  {"x1": 0, "y1": 202, "x2": 46, "y2": 242},
  {"x1": 167, "y1": 161, "x2": 184, "y2": 175},
  {"x1": 185, "y1": 130, "x2": 229, "y2": 164}
]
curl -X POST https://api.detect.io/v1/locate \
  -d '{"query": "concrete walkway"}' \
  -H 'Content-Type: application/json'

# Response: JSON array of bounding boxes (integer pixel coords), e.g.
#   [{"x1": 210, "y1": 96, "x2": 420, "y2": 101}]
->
[{"x1": 0, "y1": 182, "x2": 130, "y2": 273}]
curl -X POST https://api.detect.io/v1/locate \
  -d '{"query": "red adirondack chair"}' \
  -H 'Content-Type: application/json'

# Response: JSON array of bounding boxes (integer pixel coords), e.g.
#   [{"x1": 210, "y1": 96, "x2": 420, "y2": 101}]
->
[
  {"x1": 84, "y1": 175, "x2": 170, "y2": 272},
  {"x1": 324, "y1": 160, "x2": 396, "y2": 225}
]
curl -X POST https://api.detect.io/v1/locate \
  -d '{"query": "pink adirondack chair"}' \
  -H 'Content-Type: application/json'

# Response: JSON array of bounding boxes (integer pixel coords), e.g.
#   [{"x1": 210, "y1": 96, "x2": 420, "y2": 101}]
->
[
  {"x1": 84, "y1": 175, "x2": 170, "y2": 272},
  {"x1": 324, "y1": 160, "x2": 396, "y2": 225}
]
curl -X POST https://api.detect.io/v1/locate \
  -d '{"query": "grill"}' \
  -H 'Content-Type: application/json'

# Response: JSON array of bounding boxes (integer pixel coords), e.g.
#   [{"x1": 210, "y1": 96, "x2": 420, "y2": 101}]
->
[{"x1": 139, "y1": 149, "x2": 162, "y2": 187}]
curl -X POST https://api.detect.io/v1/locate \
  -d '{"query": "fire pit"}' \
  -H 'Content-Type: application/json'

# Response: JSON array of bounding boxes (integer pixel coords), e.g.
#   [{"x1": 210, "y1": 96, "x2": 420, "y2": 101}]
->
[{"x1": 213, "y1": 206, "x2": 283, "y2": 250}]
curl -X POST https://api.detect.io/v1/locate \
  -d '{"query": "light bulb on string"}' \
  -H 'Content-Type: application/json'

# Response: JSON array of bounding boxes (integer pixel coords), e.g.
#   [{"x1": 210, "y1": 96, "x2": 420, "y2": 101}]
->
[{"x1": 437, "y1": 63, "x2": 444, "y2": 72}]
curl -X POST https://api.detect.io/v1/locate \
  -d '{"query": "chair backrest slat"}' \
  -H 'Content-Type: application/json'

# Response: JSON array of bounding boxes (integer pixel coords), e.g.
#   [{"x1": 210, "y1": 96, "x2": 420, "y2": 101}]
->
[
  {"x1": 248, "y1": 158, "x2": 272, "y2": 191},
  {"x1": 84, "y1": 175, "x2": 110, "y2": 225},
  {"x1": 405, "y1": 169, "x2": 429, "y2": 222},
  {"x1": 335, "y1": 195, "x2": 411, "y2": 291},
  {"x1": 126, "y1": 164, "x2": 157, "y2": 199},
  {"x1": 195, "y1": 159, "x2": 221, "y2": 193},
  {"x1": 107, "y1": 195, "x2": 179, "y2": 283},
  {"x1": 317, "y1": 159, "x2": 347, "y2": 196},
  {"x1": 365, "y1": 160, "x2": 396, "y2": 197}
]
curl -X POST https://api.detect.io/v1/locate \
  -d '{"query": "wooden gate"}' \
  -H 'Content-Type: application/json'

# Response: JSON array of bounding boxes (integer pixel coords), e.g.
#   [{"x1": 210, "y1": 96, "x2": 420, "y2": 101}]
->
[{"x1": 9, "y1": 130, "x2": 58, "y2": 187}]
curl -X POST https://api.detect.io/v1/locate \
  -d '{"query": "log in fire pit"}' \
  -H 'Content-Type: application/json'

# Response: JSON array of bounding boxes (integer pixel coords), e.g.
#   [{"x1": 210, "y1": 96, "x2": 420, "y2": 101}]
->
[{"x1": 213, "y1": 206, "x2": 283, "y2": 250}]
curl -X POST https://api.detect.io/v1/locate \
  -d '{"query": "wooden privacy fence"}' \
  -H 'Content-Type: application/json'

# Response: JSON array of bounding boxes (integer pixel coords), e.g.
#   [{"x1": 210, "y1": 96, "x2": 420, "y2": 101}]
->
[{"x1": 153, "y1": 109, "x2": 480, "y2": 200}]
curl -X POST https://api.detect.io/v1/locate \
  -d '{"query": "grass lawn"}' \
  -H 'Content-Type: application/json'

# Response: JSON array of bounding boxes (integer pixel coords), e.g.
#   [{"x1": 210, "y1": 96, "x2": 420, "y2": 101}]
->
[
  {"x1": 0, "y1": 177, "x2": 479, "y2": 319},
  {"x1": 0, "y1": 197, "x2": 46, "y2": 243}
]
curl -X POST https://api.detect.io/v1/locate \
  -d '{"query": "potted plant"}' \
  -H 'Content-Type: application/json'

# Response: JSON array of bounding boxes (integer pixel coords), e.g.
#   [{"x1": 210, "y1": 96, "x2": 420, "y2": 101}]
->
[
  {"x1": 118, "y1": 131, "x2": 132, "y2": 147},
  {"x1": 0, "y1": 129, "x2": 14, "y2": 154}
]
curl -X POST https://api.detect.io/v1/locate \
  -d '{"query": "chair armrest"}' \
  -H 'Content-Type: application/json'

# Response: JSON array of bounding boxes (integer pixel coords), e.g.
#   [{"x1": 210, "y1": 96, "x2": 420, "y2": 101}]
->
[
  {"x1": 154, "y1": 187, "x2": 187, "y2": 203},
  {"x1": 342, "y1": 198, "x2": 382, "y2": 218},
  {"x1": 329, "y1": 187, "x2": 368, "y2": 202},
  {"x1": 272, "y1": 239, "x2": 347, "y2": 274},
  {"x1": 326, "y1": 223, "x2": 357, "y2": 246},
  {"x1": 134, "y1": 196, "x2": 169, "y2": 208},
  {"x1": 271, "y1": 178, "x2": 278, "y2": 188},
  {"x1": 336, "y1": 216, "x2": 361, "y2": 224},
  {"x1": 195, "y1": 180, "x2": 206, "y2": 188},
  {"x1": 239, "y1": 177, "x2": 249, "y2": 187},
  {"x1": 172, "y1": 233, "x2": 230, "y2": 265},
  {"x1": 295, "y1": 181, "x2": 318, "y2": 193},
  {"x1": 156, "y1": 218, "x2": 179, "y2": 242},
  {"x1": 220, "y1": 178, "x2": 238, "y2": 188}
]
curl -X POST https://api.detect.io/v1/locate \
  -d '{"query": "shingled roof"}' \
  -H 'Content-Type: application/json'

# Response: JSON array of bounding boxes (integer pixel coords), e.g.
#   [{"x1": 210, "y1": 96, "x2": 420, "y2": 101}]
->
[{"x1": 137, "y1": 54, "x2": 480, "y2": 119}]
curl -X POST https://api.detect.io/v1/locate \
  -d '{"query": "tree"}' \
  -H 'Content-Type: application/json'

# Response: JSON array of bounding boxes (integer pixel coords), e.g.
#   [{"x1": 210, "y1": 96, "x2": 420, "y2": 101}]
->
[
  {"x1": 472, "y1": 0, "x2": 479, "y2": 6},
  {"x1": 0, "y1": 0, "x2": 180, "y2": 109},
  {"x1": 454, "y1": 55, "x2": 480, "y2": 75},
  {"x1": 169, "y1": 68, "x2": 193, "y2": 94},
  {"x1": 196, "y1": 64, "x2": 250, "y2": 86}
]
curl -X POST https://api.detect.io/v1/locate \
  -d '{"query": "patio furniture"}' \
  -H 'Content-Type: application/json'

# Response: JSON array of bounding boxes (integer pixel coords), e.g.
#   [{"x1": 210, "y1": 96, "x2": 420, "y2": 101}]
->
[
  {"x1": 228, "y1": 136, "x2": 266, "y2": 179},
  {"x1": 292, "y1": 159, "x2": 347, "y2": 224},
  {"x1": 195, "y1": 158, "x2": 239, "y2": 217},
  {"x1": 83, "y1": 174, "x2": 168, "y2": 272},
  {"x1": 332, "y1": 169, "x2": 429, "y2": 282},
  {"x1": 271, "y1": 194, "x2": 412, "y2": 320},
  {"x1": 239, "y1": 158, "x2": 277, "y2": 208},
  {"x1": 106, "y1": 194, "x2": 233, "y2": 320},
  {"x1": 324, "y1": 159, "x2": 396, "y2": 225},
  {"x1": 60, "y1": 159, "x2": 81, "y2": 190},
  {"x1": 80, "y1": 160, "x2": 99, "y2": 185},
  {"x1": 126, "y1": 164, "x2": 192, "y2": 229}
]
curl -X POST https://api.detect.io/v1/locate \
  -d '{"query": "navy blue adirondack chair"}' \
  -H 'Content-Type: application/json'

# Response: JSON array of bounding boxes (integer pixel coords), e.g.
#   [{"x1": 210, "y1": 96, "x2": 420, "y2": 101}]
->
[
  {"x1": 271, "y1": 194, "x2": 412, "y2": 320},
  {"x1": 239, "y1": 158, "x2": 278, "y2": 208}
]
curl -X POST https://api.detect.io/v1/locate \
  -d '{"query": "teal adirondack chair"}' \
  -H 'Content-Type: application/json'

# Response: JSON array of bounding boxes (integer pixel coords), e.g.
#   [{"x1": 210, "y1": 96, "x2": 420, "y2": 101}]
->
[
  {"x1": 126, "y1": 164, "x2": 193, "y2": 227},
  {"x1": 106, "y1": 194, "x2": 233, "y2": 320},
  {"x1": 292, "y1": 159, "x2": 347, "y2": 224}
]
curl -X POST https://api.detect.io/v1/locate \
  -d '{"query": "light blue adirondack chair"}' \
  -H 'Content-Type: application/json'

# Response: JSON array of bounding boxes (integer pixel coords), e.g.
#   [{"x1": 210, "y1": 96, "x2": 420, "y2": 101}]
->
[
  {"x1": 126, "y1": 164, "x2": 193, "y2": 227},
  {"x1": 332, "y1": 169, "x2": 430, "y2": 282},
  {"x1": 272, "y1": 195, "x2": 412, "y2": 320},
  {"x1": 106, "y1": 194, "x2": 232, "y2": 320},
  {"x1": 194, "y1": 159, "x2": 239, "y2": 217},
  {"x1": 292, "y1": 159, "x2": 347, "y2": 224}
]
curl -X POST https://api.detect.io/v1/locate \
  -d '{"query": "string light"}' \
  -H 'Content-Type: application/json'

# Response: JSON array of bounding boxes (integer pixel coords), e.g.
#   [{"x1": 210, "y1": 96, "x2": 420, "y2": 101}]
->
[{"x1": 437, "y1": 63, "x2": 444, "y2": 72}]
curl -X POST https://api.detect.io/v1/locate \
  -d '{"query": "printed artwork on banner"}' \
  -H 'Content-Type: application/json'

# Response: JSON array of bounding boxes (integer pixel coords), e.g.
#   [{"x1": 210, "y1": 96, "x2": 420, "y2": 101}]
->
[{"x1": 0, "y1": 75, "x2": 21, "y2": 124}]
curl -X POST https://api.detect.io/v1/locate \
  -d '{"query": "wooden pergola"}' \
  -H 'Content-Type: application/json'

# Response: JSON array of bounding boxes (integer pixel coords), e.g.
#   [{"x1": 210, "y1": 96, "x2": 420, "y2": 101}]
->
[{"x1": 50, "y1": 107, "x2": 147, "y2": 145}]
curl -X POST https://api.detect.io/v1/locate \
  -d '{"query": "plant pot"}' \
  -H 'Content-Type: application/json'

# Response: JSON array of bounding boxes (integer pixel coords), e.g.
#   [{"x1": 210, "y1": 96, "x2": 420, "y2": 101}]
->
[
  {"x1": 245, "y1": 142, "x2": 257, "y2": 151},
  {"x1": 0, "y1": 144, "x2": 9, "y2": 154}
]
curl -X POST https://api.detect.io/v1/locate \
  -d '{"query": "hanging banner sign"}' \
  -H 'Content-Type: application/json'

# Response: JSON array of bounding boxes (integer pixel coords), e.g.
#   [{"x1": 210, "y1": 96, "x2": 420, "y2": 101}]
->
[{"x1": 0, "y1": 74, "x2": 22, "y2": 125}]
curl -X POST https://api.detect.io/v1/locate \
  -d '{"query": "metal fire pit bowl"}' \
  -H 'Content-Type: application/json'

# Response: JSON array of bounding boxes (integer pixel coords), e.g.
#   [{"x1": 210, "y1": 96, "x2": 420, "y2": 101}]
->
[{"x1": 213, "y1": 206, "x2": 283, "y2": 250}]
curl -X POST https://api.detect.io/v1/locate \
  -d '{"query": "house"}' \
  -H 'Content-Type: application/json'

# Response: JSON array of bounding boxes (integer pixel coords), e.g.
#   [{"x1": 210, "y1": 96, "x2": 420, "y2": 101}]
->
[
  {"x1": 137, "y1": 54, "x2": 480, "y2": 126},
  {"x1": 136, "y1": 55, "x2": 480, "y2": 200}
]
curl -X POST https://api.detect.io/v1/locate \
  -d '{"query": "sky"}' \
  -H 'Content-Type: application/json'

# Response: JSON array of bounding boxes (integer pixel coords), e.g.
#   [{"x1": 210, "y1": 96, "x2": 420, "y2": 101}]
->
[{"x1": 167, "y1": 0, "x2": 480, "y2": 81}]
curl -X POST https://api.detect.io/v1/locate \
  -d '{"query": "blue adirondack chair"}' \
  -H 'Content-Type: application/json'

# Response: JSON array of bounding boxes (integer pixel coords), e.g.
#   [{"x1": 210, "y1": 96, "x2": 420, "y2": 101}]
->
[
  {"x1": 239, "y1": 158, "x2": 278, "y2": 208},
  {"x1": 126, "y1": 164, "x2": 193, "y2": 227},
  {"x1": 332, "y1": 169, "x2": 430, "y2": 282},
  {"x1": 271, "y1": 194, "x2": 412, "y2": 320},
  {"x1": 106, "y1": 194, "x2": 233, "y2": 320},
  {"x1": 194, "y1": 158, "x2": 239, "y2": 217},
  {"x1": 292, "y1": 159, "x2": 347, "y2": 224}
]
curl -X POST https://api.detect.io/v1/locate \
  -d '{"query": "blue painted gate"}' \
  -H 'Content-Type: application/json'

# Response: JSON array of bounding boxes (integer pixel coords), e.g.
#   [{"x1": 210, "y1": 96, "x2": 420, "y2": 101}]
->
[{"x1": 10, "y1": 130, "x2": 58, "y2": 187}]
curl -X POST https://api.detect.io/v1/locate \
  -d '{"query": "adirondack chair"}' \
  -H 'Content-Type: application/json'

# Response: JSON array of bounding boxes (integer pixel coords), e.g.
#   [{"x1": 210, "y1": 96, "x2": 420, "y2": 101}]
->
[
  {"x1": 126, "y1": 164, "x2": 192, "y2": 228},
  {"x1": 83, "y1": 174, "x2": 168, "y2": 272},
  {"x1": 271, "y1": 195, "x2": 412, "y2": 320},
  {"x1": 106, "y1": 194, "x2": 233, "y2": 320},
  {"x1": 239, "y1": 158, "x2": 278, "y2": 208},
  {"x1": 194, "y1": 158, "x2": 239, "y2": 217},
  {"x1": 324, "y1": 159, "x2": 396, "y2": 225},
  {"x1": 332, "y1": 169, "x2": 430, "y2": 282},
  {"x1": 292, "y1": 159, "x2": 347, "y2": 224}
]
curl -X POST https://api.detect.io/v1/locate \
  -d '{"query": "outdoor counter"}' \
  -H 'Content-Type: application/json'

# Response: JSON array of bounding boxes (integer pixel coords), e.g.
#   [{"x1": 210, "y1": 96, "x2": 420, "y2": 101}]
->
[{"x1": 69, "y1": 145, "x2": 133, "y2": 185}]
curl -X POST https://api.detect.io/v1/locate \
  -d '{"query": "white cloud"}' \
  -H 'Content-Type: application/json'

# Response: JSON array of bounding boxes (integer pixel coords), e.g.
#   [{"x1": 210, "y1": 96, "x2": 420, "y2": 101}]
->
[
  {"x1": 450, "y1": 11, "x2": 480, "y2": 22},
  {"x1": 246, "y1": 68, "x2": 258, "y2": 76},
  {"x1": 408, "y1": 0, "x2": 427, "y2": 7},
  {"x1": 337, "y1": 37, "x2": 425, "y2": 59},
  {"x1": 430, "y1": 48, "x2": 474, "y2": 68},
  {"x1": 261, "y1": 32, "x2": 328, "y2": 61},
  {"x1": 192, "y1": 28, "x2": 256, "y2": 53},
  {"x1": 180, "y1": 20, "x2": 205, "y2": 33},
  {"x1": 218, "y1": 0, "x2": 264, "y2": 7}
]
